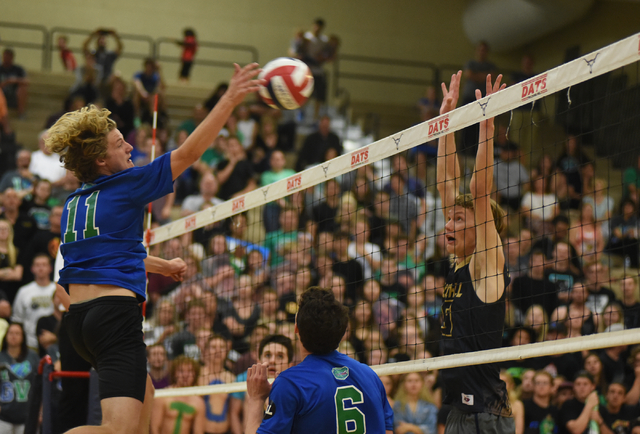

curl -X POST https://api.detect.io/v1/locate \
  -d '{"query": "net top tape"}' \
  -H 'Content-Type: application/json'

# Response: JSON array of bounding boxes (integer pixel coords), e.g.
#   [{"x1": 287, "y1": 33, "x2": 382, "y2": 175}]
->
[{"x1": 149, "y1": 33, "x2": 640, "y2": 246}]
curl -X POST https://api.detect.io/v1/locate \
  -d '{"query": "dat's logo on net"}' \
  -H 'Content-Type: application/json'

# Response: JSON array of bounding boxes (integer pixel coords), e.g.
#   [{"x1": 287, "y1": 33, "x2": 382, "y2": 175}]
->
[
  {"x1": 286, "y1": 174, "x2": 302, "y2": 192},
  {"x1": 427, "y1": 115, "x2": 449, "y2": 139},
  {"x1": 185, "y1": 215, "x2": 196, "y2": 230},
  {"x1": 351, "y1": 148, "x2": 369, "y2": 168},
  {"x1": 521, "y1": 74, "x2": 548, "y2": 101},
  {"x1": 232, "y1": 196, "x2": 245, "y2": 212}
]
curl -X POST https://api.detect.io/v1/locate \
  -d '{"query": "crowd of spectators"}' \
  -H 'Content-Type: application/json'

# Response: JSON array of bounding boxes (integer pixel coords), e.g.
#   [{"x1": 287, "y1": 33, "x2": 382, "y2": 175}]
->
[{"x1": 1, "y1": 25, "x2": 640, "y2": 434}]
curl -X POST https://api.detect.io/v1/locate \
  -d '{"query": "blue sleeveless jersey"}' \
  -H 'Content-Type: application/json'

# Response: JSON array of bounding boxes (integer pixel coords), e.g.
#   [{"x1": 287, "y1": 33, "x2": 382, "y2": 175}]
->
[
  {"x1": 258, "y1": 351, "x2": 393, "y2": 434},
  {"x1": 58, "y1": 152, "x2": 174, "y2": 301}
]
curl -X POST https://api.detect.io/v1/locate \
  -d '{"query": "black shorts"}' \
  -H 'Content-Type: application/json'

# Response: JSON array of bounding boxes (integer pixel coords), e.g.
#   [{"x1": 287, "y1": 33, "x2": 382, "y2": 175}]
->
[
  {"x1": 180, "y1": 61, "x2": 193, "y2": 78},
  {"x1": 65, "y1": 296, "x2": 147, "y2": 402},
  {"x1": 311, "y1": 73, "x2": 327, "y2": 102},
  {"x1": 445, "y1": 407, "x2": 514, "y2": 434}
]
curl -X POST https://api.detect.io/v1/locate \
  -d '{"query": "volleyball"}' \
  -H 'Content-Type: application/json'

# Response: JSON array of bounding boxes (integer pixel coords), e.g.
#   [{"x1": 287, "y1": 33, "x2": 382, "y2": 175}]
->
[{"x1": 258, "y1": 57, "x2": 314, "y2": 110}]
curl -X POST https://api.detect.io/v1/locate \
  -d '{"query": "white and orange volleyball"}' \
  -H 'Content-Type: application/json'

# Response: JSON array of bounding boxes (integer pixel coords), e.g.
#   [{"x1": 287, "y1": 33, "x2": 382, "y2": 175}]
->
[{"x1": 258, "y1": 58, "x2": 314, "y2": 110}]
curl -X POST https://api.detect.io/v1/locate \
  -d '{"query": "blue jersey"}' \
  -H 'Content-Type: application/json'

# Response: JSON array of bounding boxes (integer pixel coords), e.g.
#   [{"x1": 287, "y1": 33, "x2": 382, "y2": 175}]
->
[
  {"x1": 58, "y1": 152, "x2": 174, "y2": 301},
  {"x1": 258, "y1": 351, "x2": 393, "y2": 434}
]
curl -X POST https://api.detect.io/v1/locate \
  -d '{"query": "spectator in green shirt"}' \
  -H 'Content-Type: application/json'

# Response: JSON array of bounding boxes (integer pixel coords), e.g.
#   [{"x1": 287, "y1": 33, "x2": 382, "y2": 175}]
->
[
  {"x1": 623, "y1": 154, "x2": 640, "y2": 203},
  {"x1": 263, "y1": 205, "x2": 299, "y2": 267},
  {"x1": 260, "y1": 150, "x2": 295, "y2": 187}
]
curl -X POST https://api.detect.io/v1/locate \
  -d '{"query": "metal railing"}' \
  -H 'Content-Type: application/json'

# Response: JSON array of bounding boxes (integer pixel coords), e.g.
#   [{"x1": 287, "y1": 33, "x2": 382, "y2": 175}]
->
[
  {"x1": 155, "y1": 37, "x2": 259, "y2": 72},
  {"x1": 48, "y1": 27, "x2": 156, "y2": 70},
  {"x1": 0, "y1": 21, "x2": 49, "y2": 70},
  {"x1": 332, "y1": 53, "x2": 442, "y2": 98}
]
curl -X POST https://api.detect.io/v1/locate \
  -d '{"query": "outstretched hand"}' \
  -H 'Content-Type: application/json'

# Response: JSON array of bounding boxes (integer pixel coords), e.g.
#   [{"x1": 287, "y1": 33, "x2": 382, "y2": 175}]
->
[
  {"x1": 440, "y1": 70, "x2": 462, "y2": 115},
  {"x1": 475, "y1": 74, "x2": 506, "y2": 130},
  {"x1": 224, "y1": 63, "x2": 265, "y2": 107}
]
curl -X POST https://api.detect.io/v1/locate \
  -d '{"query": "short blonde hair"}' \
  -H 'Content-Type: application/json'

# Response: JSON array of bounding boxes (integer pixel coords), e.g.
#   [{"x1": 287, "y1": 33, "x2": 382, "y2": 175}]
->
[
  {"x1": 46, "y1": 105, "x2": 116, "y2": 182},
  {"x1": 455, "y1": 194, "x2": 506, "y2": 234}
]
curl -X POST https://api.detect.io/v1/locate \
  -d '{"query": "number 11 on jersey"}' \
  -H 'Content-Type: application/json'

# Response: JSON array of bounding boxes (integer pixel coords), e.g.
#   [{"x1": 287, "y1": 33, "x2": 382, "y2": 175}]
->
[{"x1": 64, "y1": 191, "x2": 101, "y2": 243}]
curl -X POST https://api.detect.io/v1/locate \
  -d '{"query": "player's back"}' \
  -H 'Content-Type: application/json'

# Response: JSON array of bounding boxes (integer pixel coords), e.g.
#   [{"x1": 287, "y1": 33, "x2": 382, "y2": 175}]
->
[{"x1": 258, "y1": 350, "x2": 393, "y2": 434}]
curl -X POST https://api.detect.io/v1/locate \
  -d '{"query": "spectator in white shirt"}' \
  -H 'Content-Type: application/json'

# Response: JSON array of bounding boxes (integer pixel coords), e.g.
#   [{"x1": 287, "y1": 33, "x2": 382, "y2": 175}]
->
[
  {"x1": 10, "y1": 254, "x2": 56, "y2": 351},
  {"x1": 181, "y1": 172, "x2": 223, "y2": 216},
  {"x1": 29, "y1": 130, "x2": 66, "y2": 184}
]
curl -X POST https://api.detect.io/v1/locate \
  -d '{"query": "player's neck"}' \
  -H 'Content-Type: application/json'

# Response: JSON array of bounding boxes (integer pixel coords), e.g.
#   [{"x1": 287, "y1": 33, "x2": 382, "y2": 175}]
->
[{"x1": 298, "y1": 345, "x2": 312, "y2": 361}]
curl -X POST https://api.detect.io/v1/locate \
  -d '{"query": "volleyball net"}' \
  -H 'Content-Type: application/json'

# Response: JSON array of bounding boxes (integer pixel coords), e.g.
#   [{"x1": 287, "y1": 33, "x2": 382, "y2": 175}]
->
[{"x1": 148, "y1": 33, "x2": 640, "y2": 399}]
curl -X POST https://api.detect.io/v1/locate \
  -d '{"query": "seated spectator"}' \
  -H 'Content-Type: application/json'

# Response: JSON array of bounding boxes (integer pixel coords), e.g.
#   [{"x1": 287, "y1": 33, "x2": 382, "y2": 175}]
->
[
  {"x1": 35, "y1": 288, "x2": 63, "y2": 357},
  {"x1": 144, "y1": 299, "x2": 179, "y2": 347},
  {"x1": 532, "y1": 154, "x2": 557, "y2": 181},
  {"x1": 524, "y1": 304, "x2": 549, "y2": 342},
  {"x1": 349, "y1": 213, "x2": 382, "y2": 280},
  {"x1": 550, "y1": 171, "x2": 581, "y2": 212},
  {"x1": 601, "y1": 382, "x2": 640, "y2": 434},
  {"x1": 583, "y1": 178, "x2": 615, "y2": 223},
  {"x1": 523, "y1": 371, "x2": 558, "y2": 434},
  {"x1": 566, "y1": 282, "x2": 596, "y2": 337},
  {"x1": 599, "y1": 342, "x2": 629, "y2": 388},
  {"x1": 29, "y1": 130, "x2": 67, "y2": 185},
  {"x1": 198, "y1": 334, "x2": 235, "y2": 434},
  {"x1": 104, "y1": 75, "x2": 135, "y2": 139},
  {"x1": 204, "y1": 82, "x2": 229, "y2": 111},
  {"x1": 0, "y1": 219, "x2": 22, "y2": 307},
  {"x1": 584, "y1": 261, "x2": 617, "y2": 317},
  {"x1": 260, "y1": 149, "x2": 295, "y2": 187},
  {"x1": 82, "y1": 28, "x2": 123, "y2": 86},
  {"x1": 556, "y1": 135, "x2": 589, "y2": 202},
  {"x1": 599, "y1": 302, "x2": 624, "y2": 333},
  {"x1": 570, "y1": 203, "x2": 605, "y2": 262},
  {"x1": 264, "y1": 206, "x2": 299, "y2": 268},
  {"x1": 236, "y1": 103, "x2": 258, "y2": 150},
  {"x1": 510, "y1": 250, "x2": 558, "y2": 317},
  {"x1": 44, "y1": 94, "x2": 86, "y2": 129},
  {"x1": 494, "y1": 143, "x2": 529, "y2": 211},
  {"x1": 295, "y1": 115, "x2": 342, "y2": 171},
  {"x1": 177, "y1": 104, "x2": 208, "y2": 136},
  {"x1": 56, "y1": 35, "x2": 76, "y2": 72},
  {"x1": 70, "y1": 51, "x2": 102, "y2": 103},
  {"x1": 215, "y1": 135, "x2": 256, "y2": 201},
  {"x1": 393, "y1": 372, "x2": 438, "y2": 434},
  {"x1": 545, "y1": 241, "x2": 581, "y2": 305},
  {"x1": 521, "y1": 176, "x2": 558, "y2": 236},
  {"x1": 133, "y1": 58, "x2": 164, "y2": 115},
  {"x1": 417, "y1": 189, "x2": 445, "y2": 262},
  {"x1": 166, "y1": 300, "x2": 228, "y2": 360},
  {"x1": 20, "y1": 179, "x2": 52, "y2": 230},
  {"x1": 533, "y1": 215, "x2": 581, "y2": 271},
  {"x1": 620, "y1": 275, "x2": 640, "y2": 329},
  {"x1": 181, "y1": 172, "x2": 223, "y2": 216},
  {"x1": 501, "y1": 371, "x2": 525, "y2": 434},
  {"x1": 556, "y1": 372, "x2": 602, "y2": 434},
  {"x1": 623, "y1": 154, "x2": 640, "y2": 204},
  {"x1": 0, "y1": 48, "x2": 28, "y2": 117},
  {"x1": 151, "y1": 356, "x2": 205, "y2": 433},
  {"x1": 0, "y1": 323, "x2": 39, "y2": 432},
  {"x1": 0, "y1": 189, "x2": 38, "y2": 254},
  {"x1": 332, "y1": 231, "x2": 364, "y2": 304},
  {"x1": 607, "y1": 199, "x2": 640, "y2": 268},
  {"x1": 388, "y1": 172, "x2": 421, "y2": 240},
  {"x1": 584, "y1": 352, "x2": 609, "y2": 396},
  {"x1": 219, "y1": 275, "x2": 260, "y2": 353},
  {"x1": 147, "y1": 344, "x2": 170, "y2": 389},
  {"x1": 0, "y1": 149, "x2": 35, "y2": 201}
]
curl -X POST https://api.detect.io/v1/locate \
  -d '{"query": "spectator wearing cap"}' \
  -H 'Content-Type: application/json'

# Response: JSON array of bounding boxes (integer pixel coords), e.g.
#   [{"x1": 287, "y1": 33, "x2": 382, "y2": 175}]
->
[
  {"x1": 494, "y1": 142, "x2": 529, "y2": 211},
  {"x1": 554, "y1": 380, "x2": 574, "y2": 409}
]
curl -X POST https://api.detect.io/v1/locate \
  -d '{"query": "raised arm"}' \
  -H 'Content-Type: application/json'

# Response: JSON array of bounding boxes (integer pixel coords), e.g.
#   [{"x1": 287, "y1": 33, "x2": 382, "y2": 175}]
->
[
  {"x1": 436, "y1": 71, "x2": 462, "y2": 219},
  {"x1": 469, "y1": 74, "x2": 506, "y2": 303},
  {"x1": 171, "y1": 63, "x2": 263, "y2": 180}
]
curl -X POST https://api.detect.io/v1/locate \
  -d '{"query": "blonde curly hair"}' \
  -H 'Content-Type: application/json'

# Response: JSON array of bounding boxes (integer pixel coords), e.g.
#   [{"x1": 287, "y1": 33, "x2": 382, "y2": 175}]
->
[{"x1": 45, "y1": 105, "x2": 117, "y2": 182}]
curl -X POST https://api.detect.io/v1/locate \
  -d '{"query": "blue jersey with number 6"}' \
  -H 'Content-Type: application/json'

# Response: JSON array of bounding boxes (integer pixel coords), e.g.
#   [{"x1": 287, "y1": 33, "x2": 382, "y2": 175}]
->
[
  {"x1": 258, "y1": 350, "x2": 393, "y2": 434},
  {"x1": 58, "y1": 152, "x2": 174, "y2": 301}
]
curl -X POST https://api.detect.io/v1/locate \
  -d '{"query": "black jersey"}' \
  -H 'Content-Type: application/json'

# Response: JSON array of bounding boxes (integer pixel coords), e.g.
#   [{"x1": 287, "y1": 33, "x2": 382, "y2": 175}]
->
[{"x1": 440, "y1": 258, "x2": 511, "y2": 414}]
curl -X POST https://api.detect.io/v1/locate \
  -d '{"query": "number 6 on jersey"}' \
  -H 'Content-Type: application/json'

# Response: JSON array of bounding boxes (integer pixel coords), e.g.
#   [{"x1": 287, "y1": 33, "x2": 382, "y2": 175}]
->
[{"x1": 335, "y1": 385, "x2": 366, "y2": 434}]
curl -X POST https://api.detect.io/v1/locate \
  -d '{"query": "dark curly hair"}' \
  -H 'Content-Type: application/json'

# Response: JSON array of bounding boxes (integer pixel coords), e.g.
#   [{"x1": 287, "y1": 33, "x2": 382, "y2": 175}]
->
[{"x1": 296, "y1": 287, "x2": 349, "y2": 354}]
